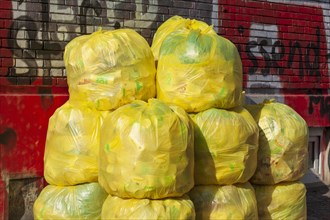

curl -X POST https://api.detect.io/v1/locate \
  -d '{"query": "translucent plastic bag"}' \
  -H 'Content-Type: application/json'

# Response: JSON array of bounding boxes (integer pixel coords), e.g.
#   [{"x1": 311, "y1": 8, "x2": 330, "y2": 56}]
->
[
  {"x1": 44, "y1": 101, "x2": 106, "y2": 186},
  {"x1": 189, "y1": 182, "x2": 258, "y2": 220},
  {"x1": 64, "y1": 29, "x2": 156, "y2": 111},
  {"x1": 192, "y1": 107, "x2": 259, "y2": 185},
  {"x1": 33, "y1": 183, "x2": 107, "y2": 220},
  {"x1": 99, "y1": 99, "x2": 194, "y2": 199},
  {"x1": 156, "y1": 21, "x2": 242, "y2": 112},
  {"x1": 254, "y1": 182, "x2": 307, "y2": 220},
  {"x1": 151, "y1": 15, "x2": 216, "y2": 61},
  {"x1": 245, "y1": 100, "x2": 308, "y2": 184},
  {"x1": 101, "y1": 194, "x2": 195, "y2": 219}
]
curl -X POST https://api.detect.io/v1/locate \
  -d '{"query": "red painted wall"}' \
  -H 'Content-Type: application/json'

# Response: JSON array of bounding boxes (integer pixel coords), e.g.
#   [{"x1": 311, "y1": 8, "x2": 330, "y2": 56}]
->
[{"x1": 0, "y1": 82, "x2": 68, "y2": 218}]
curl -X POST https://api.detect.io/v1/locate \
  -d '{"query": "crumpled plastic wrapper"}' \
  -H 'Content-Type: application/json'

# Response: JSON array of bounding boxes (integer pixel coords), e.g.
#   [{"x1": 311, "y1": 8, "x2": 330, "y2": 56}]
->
[
  {"x1": 99, "y1": 99, "x2": 194, "y2": 199},
  {"x1": 245, "y1": 100, "x2": 308, "y2": 184},
  {"x1": 192, "y1": 107, "x2": 259, "y2": 185},
  {"x1": 254, "y1": 181, "x2": 307, "y2": 220},
  {"x1": 44, "y1": 101, "x2": 107, "y2": 186},
  {"x1": 151, "y1": 15, "x2": 216, "y2": 61},
  {"x1": 156, "y1": 18, "x2": 242, "y2": 112},
  {"x1": 33, "y1": 183, "x2": 107, "y2": 220},
  {"x1": 64, "y1": 29, "x2": 156, "y2": 111},
  {"x1": 101, "y1": 194, "x2": 195, "y2": 220},
  {"x1": 189, "y1": 182, "x2": 258, "y2": 220}
]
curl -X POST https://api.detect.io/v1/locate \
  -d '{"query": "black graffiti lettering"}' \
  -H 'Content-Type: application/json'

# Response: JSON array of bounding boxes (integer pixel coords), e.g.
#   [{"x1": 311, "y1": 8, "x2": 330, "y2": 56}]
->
[
  {"x1": 7, "y1": 16, "x2": 38, "y2": 84},
  {"x1": 287, "y1": 41, "x2": 304, "y2": 77},
  {"x1": 246, "y1": 41, "x2": 258, "y2": 74},
  {"x1": 323, "y1": 97, "x2": 330, "y2": 119},
  {"x1": 309, "y1": 96, "x2": 330, "y2": 122},
  {"x1": 242, "y1": 27, "x2": 322, "y2": 78},
  {"x1": 309, "y1": 96, "x2": 321, "y2": 114},
  {"x1": 8, "y1": 1, "x2": 63, "y2": 108},
  {"x1": 305, "y1": 28, "x2": 321, "y2": 76},
  {"x1": 39, "y1": 0, "x2": 61, "y2": 74},
  {"x1": 271, "y1": 40, "x2": 285, "y2": 75},
  {"x1": 236, "y1": 26, "x2": 245, "y2": 56},
  {"x1": 8, "y1": 8, "x2": 62, "y2": 79},
  {"x1": 305, "y1": 42, "x2": 320, "y2": 75},
  {"x1": 259, "y1": 39, "x2": 271, "y2": 76},
  {"x1": 80, "y1": 0, "x2": 103, "y2": 34},
  {"x1": 236, "y1": 26, "x2": 244, "y2": 57},
  {"x1": 40, "y1": 1, "x2": 60, "y2": 108},
  {"x1": 8, "y1": 0, "x2": 159, "y2": 82}
]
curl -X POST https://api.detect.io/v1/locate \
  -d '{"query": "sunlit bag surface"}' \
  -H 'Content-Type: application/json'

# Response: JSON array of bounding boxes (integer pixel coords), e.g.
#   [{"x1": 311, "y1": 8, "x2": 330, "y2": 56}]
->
[
  {"x1": 189, "y1": 182, "x2": 258, "y2": 220},
  {"x1": 99, "y1": 99, "x2": 194, "y2": 199},
  {"x1": 64, "y1": 29, "x2": 156, "y2": 111},
  {"x1": 254, "y1": 182, "x2": 307, "y2": 220},
  {"x1": 156, "y1": 22, "x2": 242, "y2": 112},
  {"x1": 44, "y1": 101, "x2": 105, "y2": 185},
  {"x1": 245, "y1": 100, "x2": 309, "y2": 184},
  {"x1": 101, "y1": 195, "x2": 195, "y2": 220},
  {"x1": 33, "y1": 183, "x2": 107, "y2": 220},
  {"x1": 192, "y1": 107, "x2": 258, "y2": 185},
  {"x1": 151, "y1": 15, "x2": 216, "y2": 60}
]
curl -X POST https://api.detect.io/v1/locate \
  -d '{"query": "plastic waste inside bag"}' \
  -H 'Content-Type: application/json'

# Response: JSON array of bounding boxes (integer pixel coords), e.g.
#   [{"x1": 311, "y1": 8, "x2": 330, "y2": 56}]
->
[
  {"x1": 33, "y1": 182, "x2": 108, "y2": 220},
  {"x1": 189, "y1": 182, "x2": 258, "y2": 220},
  {"x1": 245, "y1": 100, "x2": 309, "y2": 184},
  {"x1": 64, "y1": 28, "x2": 156, "y2": 111},
  {"x1": 192, "y1": 107, "x2": 259, "y2": 185},
  {"x1": 44, "y1": 101, "x2": 107, "y2": 186},
  {"x1": 254, "y1": 181, "x2": 307, "y2": 220},
  {"x1": 101, "y1": 194, "x2": 195, "y2": 220},
  {"x1": 99, "y1": 98, "x2": 194, "y2": 199},
  {"x1": 151, "y1": 15, "x2": 217, "y2": 61},
  {"x1": 156, "y1": 19, "x2": 243, "y2": 112}
]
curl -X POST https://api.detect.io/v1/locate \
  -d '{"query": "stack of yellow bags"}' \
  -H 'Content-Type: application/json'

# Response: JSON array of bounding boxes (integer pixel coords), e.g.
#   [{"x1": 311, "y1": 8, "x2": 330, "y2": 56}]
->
[
  {"x1": 33, "y1": 15, "x2": 309, "y2": 220},
  {"x1": 153, "y1": 16, "x2": 259, "y2": 219},
  {"x1": 246, "y1": 100, "x2": 309, "y2": 219},
  {"x1": 33, "y1": 29, "x2": 158, "y2": 219}
]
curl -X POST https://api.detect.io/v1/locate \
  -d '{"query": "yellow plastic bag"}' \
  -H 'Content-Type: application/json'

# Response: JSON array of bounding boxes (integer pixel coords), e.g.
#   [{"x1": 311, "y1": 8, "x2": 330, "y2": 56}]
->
[
  {"x1": 101, "y1": 194, "x2": 195, "y2": 219},
  {"x1": 151, "y1": 15, "x2": 216, "y2": 61},
  {"x1": 192, "y1": 107, "x2": 259, "y2": 185},
  {"x1": 156, "y1": 21, "x2": 242, "y2": 112},
  {"x1": 245, "y1": 100, "x2": 308, "y2": 184},
  {"x1": 189, "y1": 182, "x2": 258, "y2": 220},
  {"x1": 44, "y1": 101, "x2": 106, "y2": 186},
  {"x1": 33, "y1": 183, "x2": 107, "y2": 220},
  {"x1": 64, "y1": 29, "x2": 156, "y2": 111},
  {"x1": 254, "y1": 182, "x2": 307, "y2": 220},
  {"x1": 99, "y1": 99, "x2": 194, "y2": 199}
]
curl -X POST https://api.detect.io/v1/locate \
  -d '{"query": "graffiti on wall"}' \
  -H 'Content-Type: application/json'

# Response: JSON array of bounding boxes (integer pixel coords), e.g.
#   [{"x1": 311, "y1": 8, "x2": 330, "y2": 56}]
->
[
  {"x1": 218, "y1": 0, "x2": 330, "y2": 125},
  {"x1": 240, "y1": 26, "x2": 323, "y2": 78},
  {"x1": 309, "y1": 95, "x2": 330, "y2": 122},
  {"x1": 8, "y1": 0, "x2": 159, "y2": 80},
  {"x1": 5, "y1": 0, "x2": 161, "y2": 109}
]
